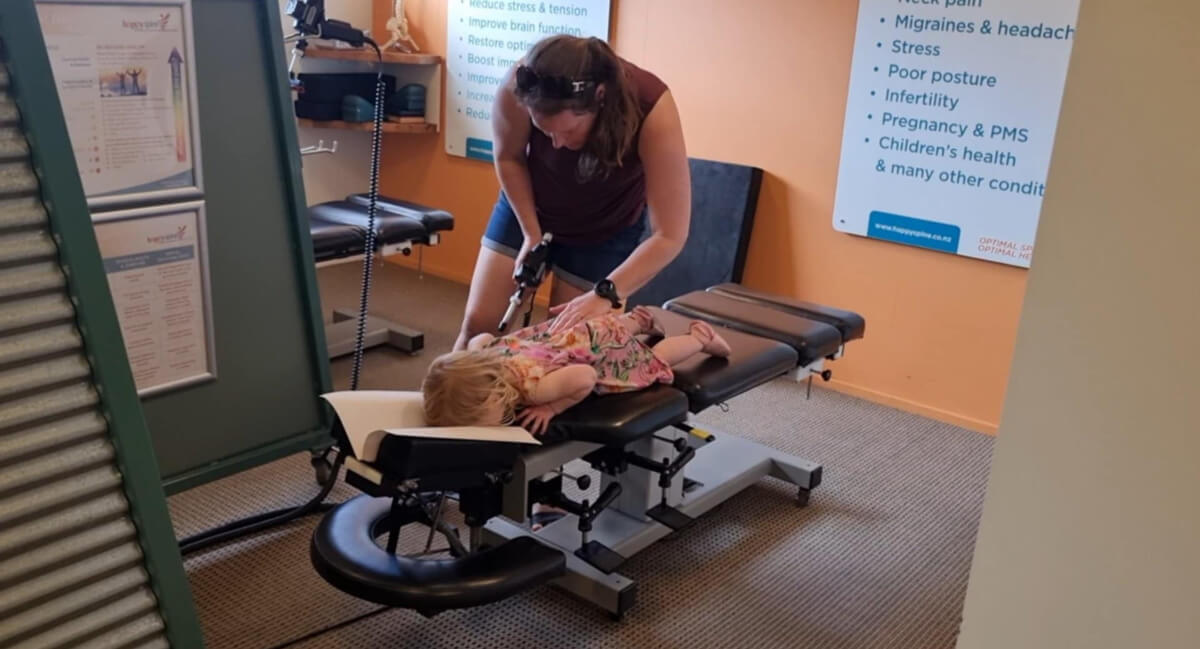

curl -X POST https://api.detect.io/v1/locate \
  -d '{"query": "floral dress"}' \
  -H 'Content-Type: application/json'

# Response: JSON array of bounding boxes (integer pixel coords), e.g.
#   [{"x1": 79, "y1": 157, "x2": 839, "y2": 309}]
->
[{"x1": 487, "y1": 312, "x2": 674, "y2": 401}]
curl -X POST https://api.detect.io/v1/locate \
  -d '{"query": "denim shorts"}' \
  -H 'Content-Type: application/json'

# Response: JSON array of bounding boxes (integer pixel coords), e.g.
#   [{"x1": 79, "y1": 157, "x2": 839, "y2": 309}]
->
[{"x1": 481, "y1": 191, "x2": 647, "y2": 290}]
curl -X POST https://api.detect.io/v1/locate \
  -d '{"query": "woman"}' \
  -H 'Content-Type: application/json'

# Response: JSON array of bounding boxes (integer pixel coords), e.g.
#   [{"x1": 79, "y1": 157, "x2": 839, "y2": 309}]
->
[{"x1": 453, "y1": 35, "x2": 691, "y2": 351}]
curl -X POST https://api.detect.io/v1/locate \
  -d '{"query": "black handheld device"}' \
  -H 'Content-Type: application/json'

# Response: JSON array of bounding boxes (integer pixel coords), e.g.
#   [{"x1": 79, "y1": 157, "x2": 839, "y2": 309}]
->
[
  {"x1": 286, "y1": 0, "x2": 366, "y2": 46},
  {"x1": 499, "y1": 233, "x2": 553, "y2": 332}
]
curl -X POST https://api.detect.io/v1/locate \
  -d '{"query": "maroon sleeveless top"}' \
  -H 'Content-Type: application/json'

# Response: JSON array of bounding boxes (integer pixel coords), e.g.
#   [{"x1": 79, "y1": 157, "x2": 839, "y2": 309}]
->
[{"x1": 525, "y1": 59, "x2": 668, "y2": 245}]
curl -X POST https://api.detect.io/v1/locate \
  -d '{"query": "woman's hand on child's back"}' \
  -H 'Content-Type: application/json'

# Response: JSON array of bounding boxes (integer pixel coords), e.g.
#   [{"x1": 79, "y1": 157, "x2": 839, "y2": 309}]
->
[{"x1": 517, "y1": 404, "x2": 556, "y2": 436}]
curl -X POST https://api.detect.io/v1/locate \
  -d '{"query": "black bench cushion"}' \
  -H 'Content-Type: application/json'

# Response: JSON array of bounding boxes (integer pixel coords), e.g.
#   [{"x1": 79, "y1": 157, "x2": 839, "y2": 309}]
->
[
  {"x1": 371, "y1": 436, "x2": 525, "y2": 486},
  {"x1": 348, "y1": 193, "x2": 454, "y2": 233},
  {"x1": 651, "y1": 308, "x2": 797, "y2": 412},
  {"x1": 546, "y1": 384, "x2": 689, "y2": 446},
  {"x1": 312, "y1": 495, "x2": 565, "y2": 612},
  {"x1": 309, "y1": 200, "x2": 428, "y2": 242},
  {"x1": 708, "y1": 283, "x2": 866, "y2": 342},
  {"x1": 309, "y1": 216, "x2": 363, "y2": 261},
  {"x1": 664, "y1": 291, "x2": 843, "y2": 366}
]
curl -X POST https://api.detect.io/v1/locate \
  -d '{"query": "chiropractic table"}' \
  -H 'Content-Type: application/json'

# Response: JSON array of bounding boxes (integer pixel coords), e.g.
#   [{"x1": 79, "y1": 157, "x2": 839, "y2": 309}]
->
[
  {"x1": 309, "y1": 284, "x2": 865, "y2": 619},
  {"x1": 307, "y1": 193, "x2": 453, "y2": 357}
]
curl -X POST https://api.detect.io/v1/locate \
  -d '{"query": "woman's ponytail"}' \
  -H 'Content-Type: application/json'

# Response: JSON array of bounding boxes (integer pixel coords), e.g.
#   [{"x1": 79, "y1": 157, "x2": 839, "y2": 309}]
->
[{"x1": 581, "y1": 37, "x2": 641, "y2": 178}]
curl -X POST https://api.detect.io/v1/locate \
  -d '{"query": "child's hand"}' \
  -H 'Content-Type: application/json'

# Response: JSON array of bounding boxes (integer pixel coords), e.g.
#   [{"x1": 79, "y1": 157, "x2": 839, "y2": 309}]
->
[{"x1": 517, "y1": 404, "x2": 556, "y2": 436}]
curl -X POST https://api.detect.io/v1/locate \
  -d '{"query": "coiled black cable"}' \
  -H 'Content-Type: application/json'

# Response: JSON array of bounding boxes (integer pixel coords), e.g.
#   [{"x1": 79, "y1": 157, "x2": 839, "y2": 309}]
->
[
  {"x1": 350, "y1": 38, "x2": 386, "y2": 391},
  {"x1": 179, "y1": 37, "x2": 385, "y2": 557}
]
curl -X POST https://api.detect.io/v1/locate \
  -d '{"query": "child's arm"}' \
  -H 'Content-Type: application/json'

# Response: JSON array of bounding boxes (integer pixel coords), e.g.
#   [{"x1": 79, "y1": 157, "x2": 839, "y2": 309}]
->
[
  {"x1": 517, "y1": 365, "x2": 597, "y2": 434},
  {"x1": 529, "y1": 365, "x2": 597, "y2": 410},
  {"x1": 466, "y1": 333, "x2": 495, "y2": 351}
]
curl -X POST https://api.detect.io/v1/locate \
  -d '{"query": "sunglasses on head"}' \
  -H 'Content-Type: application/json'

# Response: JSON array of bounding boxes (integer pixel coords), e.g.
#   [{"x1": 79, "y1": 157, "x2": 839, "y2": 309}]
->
[{"x1": 515, "y1": 65, "x2": 596, "y2": 99}]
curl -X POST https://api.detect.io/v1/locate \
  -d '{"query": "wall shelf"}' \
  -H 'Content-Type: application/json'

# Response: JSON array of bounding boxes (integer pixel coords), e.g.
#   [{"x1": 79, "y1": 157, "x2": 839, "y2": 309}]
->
[
  {"x1": 303, "y1": 46, "x2": 442, "y2": 66},
  {"x1": 295, "y1": 117, "x2": 437, "y2": 134},
  {"x1": 293, "y1": 45, "x2": 442, "y2": 135}
]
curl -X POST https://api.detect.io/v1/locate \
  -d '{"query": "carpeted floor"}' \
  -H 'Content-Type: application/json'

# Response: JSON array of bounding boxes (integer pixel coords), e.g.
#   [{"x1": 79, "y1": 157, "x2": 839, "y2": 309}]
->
[{"x1": 167, "y1": 261, "x2": 995, "y2": 649}]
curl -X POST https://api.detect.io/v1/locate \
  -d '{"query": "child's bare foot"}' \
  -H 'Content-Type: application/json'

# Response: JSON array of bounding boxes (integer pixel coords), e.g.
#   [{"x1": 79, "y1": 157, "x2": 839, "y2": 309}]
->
[
  {"x1": 627, "y1": 306, "x2": 665, "y2": 337},
  {"x1": 689, "y1": 321, "x2": 732, "y2": 358}
]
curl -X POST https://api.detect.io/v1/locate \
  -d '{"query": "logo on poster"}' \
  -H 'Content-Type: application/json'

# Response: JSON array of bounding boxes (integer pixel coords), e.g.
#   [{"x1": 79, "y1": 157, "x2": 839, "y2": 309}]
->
[
  {"x1": 147, "y1": 225, "x2": 188, "y2": 245},
  {"x1": 123, "y1": 13, "x2": 174, "y2": 32}
]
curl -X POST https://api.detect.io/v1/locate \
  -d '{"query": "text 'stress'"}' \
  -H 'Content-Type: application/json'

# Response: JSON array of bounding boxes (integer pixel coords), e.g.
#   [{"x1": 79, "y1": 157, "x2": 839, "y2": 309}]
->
[
  {"x1": 446, "y1": 0, "x2": 611, "y2": 161},
  {"x1": 833, "y1": 0, "x2": 1080, "y2": 267}
]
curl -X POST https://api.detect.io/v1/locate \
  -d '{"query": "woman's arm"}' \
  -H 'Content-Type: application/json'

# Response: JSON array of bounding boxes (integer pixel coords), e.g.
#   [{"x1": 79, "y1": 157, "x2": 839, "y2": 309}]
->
[
  {"x1": 547, "y1": 91, "x2": 690, "y2": 333},
  {"x1": 605, "y1": 90, "x2": 691, "y2": 299},
  {"x1": 492, "y1": 65, "x2": 542, "y2": 247}
]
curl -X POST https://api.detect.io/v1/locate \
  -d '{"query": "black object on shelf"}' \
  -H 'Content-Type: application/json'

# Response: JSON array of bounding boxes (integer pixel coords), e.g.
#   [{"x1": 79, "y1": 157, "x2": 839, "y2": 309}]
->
[{"x1": 386, "y1": 84, "x2": 426, "y2": 117}]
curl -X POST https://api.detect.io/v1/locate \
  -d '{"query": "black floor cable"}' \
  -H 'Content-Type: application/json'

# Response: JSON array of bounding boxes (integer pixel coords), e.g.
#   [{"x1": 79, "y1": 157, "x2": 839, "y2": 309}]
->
[
  {"x1": 263, "y1": 606, "x2": 391, "y2": 649},
  {"x1": 178, "y1": 37, "x2": 386, "y2": 557}
]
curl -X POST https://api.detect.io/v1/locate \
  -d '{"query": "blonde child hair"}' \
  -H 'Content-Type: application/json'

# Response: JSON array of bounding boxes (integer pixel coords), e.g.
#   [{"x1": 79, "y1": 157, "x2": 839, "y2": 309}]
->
[{"x1": 421, "y1": 349, "x2": 524, "y2": 427}]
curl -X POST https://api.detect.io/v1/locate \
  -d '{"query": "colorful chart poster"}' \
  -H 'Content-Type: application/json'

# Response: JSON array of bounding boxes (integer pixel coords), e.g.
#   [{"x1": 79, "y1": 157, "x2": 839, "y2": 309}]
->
[
  {"x1": 36, "y1": 0, "x2": 202, "y2": 208},
  {"x1": 832, "y1": 0, "x2": 1081, "y2": 268},
  {"x1": 445, "y1": 0, "x2": 611, "y2": 161},
  {"x1": 94, "y1": 202, "x2": 215, "y2": 395}
]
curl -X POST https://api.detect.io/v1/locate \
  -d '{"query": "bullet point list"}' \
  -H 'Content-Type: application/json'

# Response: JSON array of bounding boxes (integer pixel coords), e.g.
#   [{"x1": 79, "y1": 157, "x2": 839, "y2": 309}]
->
[{"x1": 834, "y1": 1, "x2": 1076, "y2": 267}]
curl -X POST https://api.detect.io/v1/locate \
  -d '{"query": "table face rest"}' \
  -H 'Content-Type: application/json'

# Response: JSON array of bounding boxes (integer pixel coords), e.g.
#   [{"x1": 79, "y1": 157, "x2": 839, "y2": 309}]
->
[{"x1": 311, "y1": 496, "x2": 566, "y2": 611}]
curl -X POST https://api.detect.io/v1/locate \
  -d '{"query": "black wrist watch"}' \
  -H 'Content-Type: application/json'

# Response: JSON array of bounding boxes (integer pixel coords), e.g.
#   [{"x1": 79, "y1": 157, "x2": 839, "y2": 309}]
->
[{"x1": 593, "y1": 279, "x2": 622, "y2": 308}]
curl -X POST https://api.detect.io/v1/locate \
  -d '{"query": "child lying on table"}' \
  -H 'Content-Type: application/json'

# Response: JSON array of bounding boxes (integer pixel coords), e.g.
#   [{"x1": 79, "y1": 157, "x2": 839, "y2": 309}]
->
[{"x1": 421, "y1": 306, "x2": 731, "y2": 435}]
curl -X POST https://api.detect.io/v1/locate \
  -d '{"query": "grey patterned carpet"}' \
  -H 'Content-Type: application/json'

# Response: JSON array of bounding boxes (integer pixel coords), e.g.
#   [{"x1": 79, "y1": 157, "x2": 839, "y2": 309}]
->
[{"x1": 167, "y1": 262, "x2": 994, "y2": 649}]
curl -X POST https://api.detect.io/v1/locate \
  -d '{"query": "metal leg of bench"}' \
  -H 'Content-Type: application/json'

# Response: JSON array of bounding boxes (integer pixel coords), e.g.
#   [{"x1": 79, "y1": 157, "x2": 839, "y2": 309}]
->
[
  {"x1": 326, "y1": 308, "x2": 424, "y2": 358},
  {"x1": 677, "y1": 426, "x2": 823, "y2": 505},
  {"x1": 501, "y1": 439, "x2": 603, "y2": 523},
  {"x1": 484, "y1": 518, "x2": 638, "y2": 619},
  {"x1": 486, "y1": 425, "x2": 822, "y2": 616}
]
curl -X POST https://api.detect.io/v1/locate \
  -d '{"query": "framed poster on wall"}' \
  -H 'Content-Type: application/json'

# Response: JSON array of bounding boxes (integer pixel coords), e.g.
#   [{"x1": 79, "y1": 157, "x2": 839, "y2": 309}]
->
[
  {"x1": 93, "y1": 200, "x2": 216, "y2": 397},
  {"x1": 831, "y1": 0, "x2": 1081, "y2": 268},
  {"x1": 35, "y1": 0, "x2": 203, "y2": 210},
  {"x1": 445, "y1": 0, "x2": 611, "y2": 161}
]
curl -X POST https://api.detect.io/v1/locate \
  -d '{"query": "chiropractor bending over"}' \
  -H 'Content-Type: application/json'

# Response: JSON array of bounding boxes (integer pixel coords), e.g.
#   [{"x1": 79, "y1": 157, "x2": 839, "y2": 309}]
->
[{"x1": 453, "y1": 34, "x2": 691, "y2": 351}]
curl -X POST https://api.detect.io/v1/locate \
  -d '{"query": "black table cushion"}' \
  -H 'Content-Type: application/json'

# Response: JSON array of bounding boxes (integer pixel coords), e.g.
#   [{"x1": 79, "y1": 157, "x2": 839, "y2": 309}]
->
[
  {"x1": 312, "y1": 495, "x2": 565, "y2": 612},
  {"x1": 309, "y1": 200, "x2": 427, "y2": 242},
  {"x1": 665, "y1": 291, "x2": 843, "y2": 366},
  {"x1": 546, "y1": 384, "x2": 689, "y2": 446},
  {"x1": 651, "y1": 308, "x2": 798, "y2": 412},
  {"x1": 348, "y1": 193, "x2": 454, "y2": 233},
  {"x1": 372, "y1": 436, "x2": 526, "y2": 483},
  {"x1": 707, "y1": 283, "x2": 866, "y2": 341},
  {"x1": 309, "y1": 216, "x2": 363, "y2": 261}
]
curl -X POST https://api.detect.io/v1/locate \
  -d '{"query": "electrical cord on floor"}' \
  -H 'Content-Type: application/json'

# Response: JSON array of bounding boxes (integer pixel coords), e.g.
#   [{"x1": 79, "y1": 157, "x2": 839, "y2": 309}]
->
[
  {"x1": 178, "y1": 453, "x2": 345, "y2": 556},
  {"x1": 178, "y1": 36, "x2": 386, "y2": 556},
  {"x1": 263, "y1": 606, "x2": 391, "y2": 649}
]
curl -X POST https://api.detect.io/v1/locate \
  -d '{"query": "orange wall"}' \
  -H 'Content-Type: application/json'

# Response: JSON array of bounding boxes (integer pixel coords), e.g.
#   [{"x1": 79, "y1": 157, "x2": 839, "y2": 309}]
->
[{"x1": 371, "y1": 0, "x2": 1028, "y2": 434}]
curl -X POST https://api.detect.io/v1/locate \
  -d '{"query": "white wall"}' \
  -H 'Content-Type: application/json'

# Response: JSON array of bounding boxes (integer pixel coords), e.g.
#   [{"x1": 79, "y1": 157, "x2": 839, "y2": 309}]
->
[
  {"x1": 278, "y1": 0, "x2": 374, "y2": 205},
  {"x1": 955, "y1": 2, "x2": 1200, "y2": 648}
]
